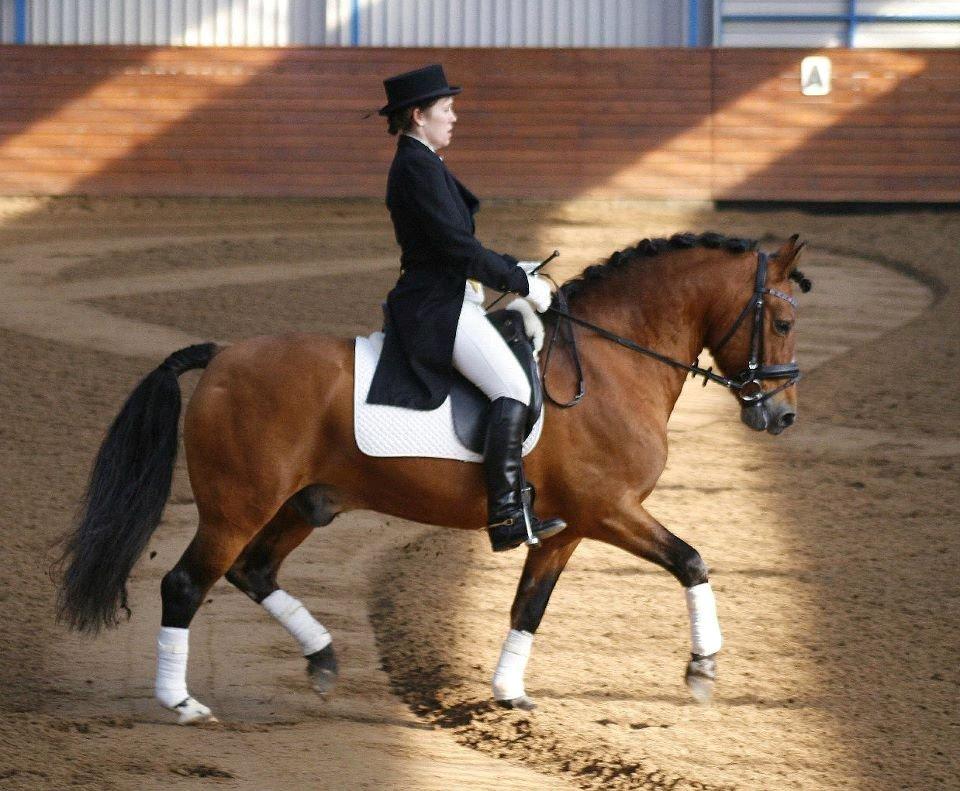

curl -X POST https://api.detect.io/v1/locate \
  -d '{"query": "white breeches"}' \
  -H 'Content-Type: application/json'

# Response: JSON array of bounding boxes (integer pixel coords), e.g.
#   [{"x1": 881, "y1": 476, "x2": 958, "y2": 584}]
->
[{"x1": 452, "y1": 292, "x2": 531, "y2": 406}]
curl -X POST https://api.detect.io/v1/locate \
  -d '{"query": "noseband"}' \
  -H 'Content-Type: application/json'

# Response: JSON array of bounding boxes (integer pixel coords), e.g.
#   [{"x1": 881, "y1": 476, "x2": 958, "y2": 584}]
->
[{"x1": 542, "y1": 251, "x2": 802, "y2": 407}]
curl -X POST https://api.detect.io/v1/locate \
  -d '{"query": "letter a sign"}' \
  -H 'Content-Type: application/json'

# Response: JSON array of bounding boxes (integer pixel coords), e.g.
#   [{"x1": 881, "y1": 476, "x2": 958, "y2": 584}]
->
[{"x1": 801, "y1": 56, "x2": 831, "y2": 96}]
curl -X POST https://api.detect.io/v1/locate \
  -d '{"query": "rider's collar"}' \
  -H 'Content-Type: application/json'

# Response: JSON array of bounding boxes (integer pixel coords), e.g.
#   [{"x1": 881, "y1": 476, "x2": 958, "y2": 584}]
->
[{"x1": 403, "y1": 132, "x2": 436, "y2": 154}]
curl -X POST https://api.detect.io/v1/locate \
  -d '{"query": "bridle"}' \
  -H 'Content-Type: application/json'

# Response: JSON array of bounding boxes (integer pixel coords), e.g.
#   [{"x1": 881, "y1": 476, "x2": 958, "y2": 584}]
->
[
  {"x1": 708, "y1": 251, "x2": 803, "y2": 402},
  {"x1": 541, "y1": 251, "x2": 802, "y2": 408}
]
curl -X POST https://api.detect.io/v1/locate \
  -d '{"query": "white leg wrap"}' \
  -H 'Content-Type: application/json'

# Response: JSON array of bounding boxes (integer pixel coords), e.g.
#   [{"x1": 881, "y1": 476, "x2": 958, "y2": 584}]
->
[
  {"x1": 261, "y1": 590, "x2": 332, "y2": 656},
  {"x1": 685, "y1": 582, "x2": 722, "y2": 656},
  {"x1": 492, "y1": 629, "x2": 533, "y2": 701},
  {"x1": 156, "y1": 626, "x2": 190, "y2": 708}
]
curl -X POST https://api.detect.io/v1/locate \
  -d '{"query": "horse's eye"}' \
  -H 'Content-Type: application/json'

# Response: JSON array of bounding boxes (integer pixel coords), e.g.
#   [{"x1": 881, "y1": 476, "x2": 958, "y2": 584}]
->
[{"x1": 774, "y1": 319, "x2": 793, "y2": 335}]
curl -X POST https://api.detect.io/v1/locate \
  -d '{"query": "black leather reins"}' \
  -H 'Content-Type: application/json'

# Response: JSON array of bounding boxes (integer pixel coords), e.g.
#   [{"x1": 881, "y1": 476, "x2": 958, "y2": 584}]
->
[{"x1": 541, "y1": 251, "x2": 802, "y2": 408}]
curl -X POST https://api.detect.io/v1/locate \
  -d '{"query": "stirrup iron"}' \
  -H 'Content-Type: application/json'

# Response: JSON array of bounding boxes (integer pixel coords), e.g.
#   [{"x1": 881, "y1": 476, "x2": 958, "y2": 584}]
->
[{"x1": 521, "y1": 485, "x2": 540, "y2": 548}]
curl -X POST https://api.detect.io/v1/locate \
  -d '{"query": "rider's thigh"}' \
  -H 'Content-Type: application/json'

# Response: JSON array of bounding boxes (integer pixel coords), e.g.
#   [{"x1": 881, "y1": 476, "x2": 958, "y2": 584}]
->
[{"x1": 452, "y1": 300, "x2": 531, "y2": 406}]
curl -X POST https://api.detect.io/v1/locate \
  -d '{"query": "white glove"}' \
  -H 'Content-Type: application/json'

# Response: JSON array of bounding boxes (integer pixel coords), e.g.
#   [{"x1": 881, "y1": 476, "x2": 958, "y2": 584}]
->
[
  {"x1": 518, "y1": 260, "x2": 541, "y2": 275},
  {"x1": 524, "y1": 273, "x2": 553, "y2": 313},
  {"x1": 503, "y1": 297, "x2": 545, "y2": 356}
]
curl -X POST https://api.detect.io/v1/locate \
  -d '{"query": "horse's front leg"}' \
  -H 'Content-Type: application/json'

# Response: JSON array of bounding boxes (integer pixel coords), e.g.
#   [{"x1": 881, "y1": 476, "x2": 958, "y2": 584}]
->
[
  {"x1": 494, "y1": 534, "x2": 581, "y2": 711},
  {"x1": 594, "y1": 502, "x2": 721, "y2": 702}
]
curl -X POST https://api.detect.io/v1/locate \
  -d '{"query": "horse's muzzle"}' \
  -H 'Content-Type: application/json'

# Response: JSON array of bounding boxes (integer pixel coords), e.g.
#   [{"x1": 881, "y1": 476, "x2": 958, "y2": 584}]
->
[
  {"x1": 740, "y1": 402, "x2": 797, "y2": 435},
  {"x1": 740, "y1": 403, "x2": 769, "y2": 432}
]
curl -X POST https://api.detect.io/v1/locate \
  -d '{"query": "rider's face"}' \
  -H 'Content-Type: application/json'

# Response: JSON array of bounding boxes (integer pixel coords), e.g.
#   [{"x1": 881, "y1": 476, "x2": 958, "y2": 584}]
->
[{"x1": 413, "y1": 97, "x2": 457, "y2": 151}]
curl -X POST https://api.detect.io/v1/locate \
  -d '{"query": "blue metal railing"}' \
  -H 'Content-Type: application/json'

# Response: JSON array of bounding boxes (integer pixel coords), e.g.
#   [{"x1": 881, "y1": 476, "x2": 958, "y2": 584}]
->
[
  {"x1": 717, "y1": 0, "x2": 960, "y2": 48},
  {"x1": 351, "y1": 0, "x2": 360, "y2": 46},
  {"x1": 688, "y1": 0, "x2": 700, "y2": 47},
  {"x1": 846, "y1": 0, "x2": 857, "y2": 47},
  {"x1": 15, "y1": 0, "x2": 28, "y2": 44}
]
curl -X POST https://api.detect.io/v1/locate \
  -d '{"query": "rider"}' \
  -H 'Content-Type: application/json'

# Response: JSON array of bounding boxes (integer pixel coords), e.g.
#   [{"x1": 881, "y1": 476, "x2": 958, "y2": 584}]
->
[{"x1": 366, "y1": 64, "x2": 567, "y2": 553}]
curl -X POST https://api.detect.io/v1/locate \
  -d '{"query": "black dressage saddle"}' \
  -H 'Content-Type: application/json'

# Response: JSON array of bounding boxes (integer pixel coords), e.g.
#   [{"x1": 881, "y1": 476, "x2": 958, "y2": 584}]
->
[{"x1": 449, "y1": 309, "x2": 543, "y2": 454}]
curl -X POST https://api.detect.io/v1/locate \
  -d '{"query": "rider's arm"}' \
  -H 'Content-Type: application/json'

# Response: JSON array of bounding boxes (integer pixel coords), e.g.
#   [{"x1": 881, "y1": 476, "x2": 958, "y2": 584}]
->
[{"x1": 397, "y1": 157, "x2": 529, "y2": 295}]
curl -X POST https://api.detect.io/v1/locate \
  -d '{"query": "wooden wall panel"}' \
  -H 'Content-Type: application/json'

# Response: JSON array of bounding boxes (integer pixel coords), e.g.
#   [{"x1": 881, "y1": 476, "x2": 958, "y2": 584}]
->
[
  {"x1": 711, "y1": 49, "x2": 960, "y2": 202},
  {"x1": 0, "y1": 46, "x2": 955, "y2": 202}
]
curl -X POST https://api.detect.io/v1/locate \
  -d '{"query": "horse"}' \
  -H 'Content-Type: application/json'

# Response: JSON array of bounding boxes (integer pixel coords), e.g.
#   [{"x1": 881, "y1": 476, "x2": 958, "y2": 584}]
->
[{"x1": 57, "y1": 231, "x2": 808, "y2": 724}]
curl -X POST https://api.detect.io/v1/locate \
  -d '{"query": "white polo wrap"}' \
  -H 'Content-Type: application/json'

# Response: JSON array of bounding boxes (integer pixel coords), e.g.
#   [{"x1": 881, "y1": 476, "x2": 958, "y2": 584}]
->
[
  {"x1": 685, "y1": 582, "x2": 722, "y2": 656},
  {"x1": 155, "y1": 626, "x2": 190, "y2": 708},
  {"x1": 492, "y1": 629, "x2": 533, "y2": 701},
  {"x1": 261, "y1": 590, "x2": 332, "y2": 656}
]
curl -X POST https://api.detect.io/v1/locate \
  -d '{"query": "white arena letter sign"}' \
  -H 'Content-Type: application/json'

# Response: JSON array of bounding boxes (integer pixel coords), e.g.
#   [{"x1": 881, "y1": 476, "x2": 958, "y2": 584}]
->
[{"x1": 801, "y1": 56, "x2": 832, "y2": 96}]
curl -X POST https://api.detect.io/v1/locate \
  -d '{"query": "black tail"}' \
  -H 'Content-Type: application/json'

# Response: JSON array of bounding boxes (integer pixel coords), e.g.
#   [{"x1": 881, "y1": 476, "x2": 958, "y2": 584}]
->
[{"x1": 57, "y1": 343, "x2": 219, "y2": 634}]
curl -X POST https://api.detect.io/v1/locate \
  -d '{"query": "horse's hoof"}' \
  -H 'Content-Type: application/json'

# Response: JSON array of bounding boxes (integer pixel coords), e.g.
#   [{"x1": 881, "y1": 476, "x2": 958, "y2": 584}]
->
[
  {"x1": 173, "y1": 696, "x2": 218, "y2": 725},
  {"x1": 306, "y1": 644, "x2": 338, "y2": 695},
  {"x1": 496, "y1": 695, "x2": 537, "y2": 711},
  {"x1": 685, "y1": 653, "x2": 717, "y2": 704},
  {"x1": 686, "y1": 674, "x2": 715, "y2": 704}
]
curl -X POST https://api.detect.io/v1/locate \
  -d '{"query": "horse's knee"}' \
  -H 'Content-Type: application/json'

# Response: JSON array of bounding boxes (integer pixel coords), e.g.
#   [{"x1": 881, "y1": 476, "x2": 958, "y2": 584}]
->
[
  {"x1": 160, "y1": 566, "x2": 205, "y2": 628},
  {"x1": 674, "y1": 548, "x2": 709, "y2": 588}
]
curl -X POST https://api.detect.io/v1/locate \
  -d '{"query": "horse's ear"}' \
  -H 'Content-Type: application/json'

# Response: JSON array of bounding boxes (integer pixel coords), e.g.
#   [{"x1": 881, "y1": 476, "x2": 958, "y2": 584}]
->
[{"x1": 771, "y1": 234, "x2": 805, "y2": 276}]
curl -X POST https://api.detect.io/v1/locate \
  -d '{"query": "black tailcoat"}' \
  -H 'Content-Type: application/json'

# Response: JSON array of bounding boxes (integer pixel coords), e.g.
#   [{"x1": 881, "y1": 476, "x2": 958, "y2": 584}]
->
[{"x1": 366, "y1": 135, "x2": 529, "y2": 409}]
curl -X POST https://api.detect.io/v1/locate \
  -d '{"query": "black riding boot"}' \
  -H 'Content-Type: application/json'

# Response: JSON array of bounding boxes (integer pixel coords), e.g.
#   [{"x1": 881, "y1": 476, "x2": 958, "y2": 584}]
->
[{"x1": 484, "y1": 397, "x2": 567, "y2": 552}]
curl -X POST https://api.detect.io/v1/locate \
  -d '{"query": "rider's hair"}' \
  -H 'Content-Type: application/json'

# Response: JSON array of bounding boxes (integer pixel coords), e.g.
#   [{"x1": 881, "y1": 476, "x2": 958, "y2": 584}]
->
[{"x1": 387, "y1": 98, "x2": 440, "y2": 136}]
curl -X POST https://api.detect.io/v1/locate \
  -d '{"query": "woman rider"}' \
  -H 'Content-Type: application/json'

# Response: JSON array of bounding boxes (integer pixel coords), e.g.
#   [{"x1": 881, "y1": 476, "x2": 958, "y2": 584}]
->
[{"x1": 367, "y1": 64, "x2": 567, "y2": 553}]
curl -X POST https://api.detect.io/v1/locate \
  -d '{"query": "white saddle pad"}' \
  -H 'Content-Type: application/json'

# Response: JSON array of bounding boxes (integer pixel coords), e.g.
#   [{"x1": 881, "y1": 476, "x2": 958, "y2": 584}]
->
[{"x1": 354, "y1": 332, "x2": 544, "y2": 462}]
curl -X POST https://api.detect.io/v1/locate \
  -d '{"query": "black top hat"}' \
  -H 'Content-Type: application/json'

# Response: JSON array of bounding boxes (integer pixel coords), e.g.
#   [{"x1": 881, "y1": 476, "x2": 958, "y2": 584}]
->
[{"x1": 379, "y1": 64, "x2": 461, "y2": 117}]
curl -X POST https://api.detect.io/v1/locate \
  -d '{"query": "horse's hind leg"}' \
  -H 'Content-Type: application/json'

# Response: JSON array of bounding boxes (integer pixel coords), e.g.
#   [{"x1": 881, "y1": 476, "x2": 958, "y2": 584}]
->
[
  {"x1": 225, "y1": 501, "x2": 338, "y2": 694},
  {"x1": 158, "y1": 517, "x2": 259, "y2": 724},
  {"x1": 494, "y1": 534, "x2": 581, "y2": 711}
]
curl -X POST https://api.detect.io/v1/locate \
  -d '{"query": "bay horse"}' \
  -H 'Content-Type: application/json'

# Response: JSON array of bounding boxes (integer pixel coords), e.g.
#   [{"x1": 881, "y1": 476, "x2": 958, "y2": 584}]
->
[{"x1": 57, "y1": 231, "x2": 808, "y2": 723}]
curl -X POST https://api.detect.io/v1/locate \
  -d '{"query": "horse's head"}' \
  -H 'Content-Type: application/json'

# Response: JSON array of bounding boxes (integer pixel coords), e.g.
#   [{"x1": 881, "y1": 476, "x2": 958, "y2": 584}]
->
[{"x1": 707, "y1": 235, "x2": 810, "y2": 436}]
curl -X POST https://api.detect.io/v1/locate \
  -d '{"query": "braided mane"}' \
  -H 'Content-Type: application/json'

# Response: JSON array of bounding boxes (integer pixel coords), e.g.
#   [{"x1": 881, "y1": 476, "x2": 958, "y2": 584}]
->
[{"x1": 559, "y1": 232, "x2": 759, "y2": 301}]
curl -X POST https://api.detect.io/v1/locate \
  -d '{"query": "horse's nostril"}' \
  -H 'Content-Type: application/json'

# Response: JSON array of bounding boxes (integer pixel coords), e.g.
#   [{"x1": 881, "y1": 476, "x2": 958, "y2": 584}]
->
[{"x1": 779, "y1": 412, "x2": 796, "y2": 428}]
